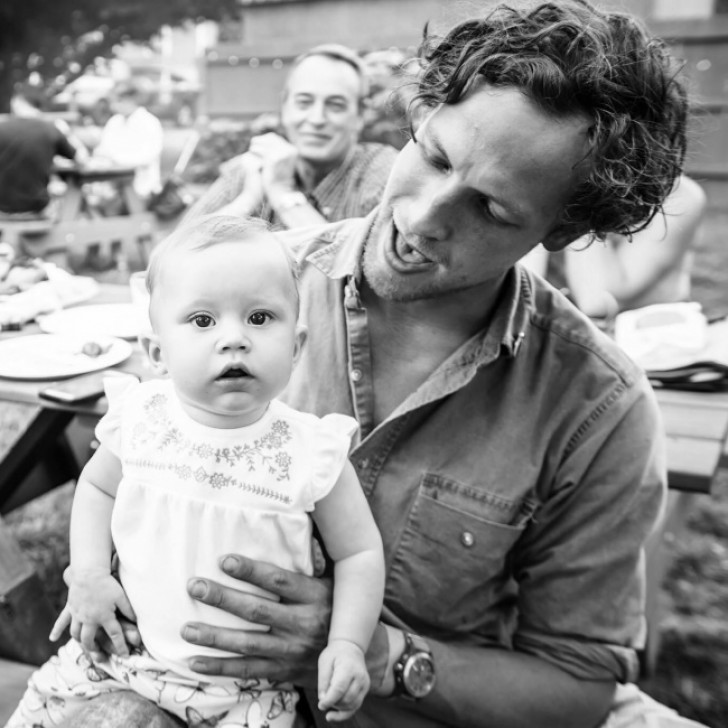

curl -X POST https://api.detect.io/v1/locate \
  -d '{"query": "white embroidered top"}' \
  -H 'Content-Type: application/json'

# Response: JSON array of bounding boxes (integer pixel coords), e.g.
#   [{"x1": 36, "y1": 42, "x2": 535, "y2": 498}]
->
[{"x1": 96, "y1": 376, "x2": 358, "y2": 678}]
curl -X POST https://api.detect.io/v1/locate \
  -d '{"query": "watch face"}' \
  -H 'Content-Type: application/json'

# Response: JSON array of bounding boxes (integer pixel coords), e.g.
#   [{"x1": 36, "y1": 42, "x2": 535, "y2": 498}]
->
[{"x1": 403, "y1": 653, "x2": 436, "y2": 698}]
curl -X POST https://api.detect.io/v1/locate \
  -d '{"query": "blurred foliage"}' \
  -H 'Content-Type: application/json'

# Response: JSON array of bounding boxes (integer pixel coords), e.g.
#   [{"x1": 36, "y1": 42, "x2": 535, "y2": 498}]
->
[{"x1": 0, "y1": 0, "x2": 240, "y2": 111}]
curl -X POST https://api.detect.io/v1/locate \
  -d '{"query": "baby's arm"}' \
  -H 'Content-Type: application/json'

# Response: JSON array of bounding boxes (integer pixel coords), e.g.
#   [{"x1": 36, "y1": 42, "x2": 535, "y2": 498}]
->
[
  {"x1": 312, "y1": 460, "x2": 385, "y2": 722},
  {"x1": 49, "y1": 443, "x2": 135, "y2": 657}
]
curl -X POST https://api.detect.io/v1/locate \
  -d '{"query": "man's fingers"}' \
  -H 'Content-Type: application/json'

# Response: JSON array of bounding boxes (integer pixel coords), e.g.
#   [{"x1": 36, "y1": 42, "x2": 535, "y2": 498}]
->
[
  {"x1": 219, "y1": 554, "x2": 329, "y2": 604},
  {"x1": 187, "y1": 577, "x2": 284, "y2": 628},
  {"x1": 186, "y1": 655, "x2": 270, "y2": 680},
  {"x1": 182, "y1": 621, "x2": 285, "y2": 656}
]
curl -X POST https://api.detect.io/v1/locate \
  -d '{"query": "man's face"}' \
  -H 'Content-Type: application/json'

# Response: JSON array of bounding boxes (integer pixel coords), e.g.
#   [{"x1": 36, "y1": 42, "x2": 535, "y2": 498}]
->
[
  {"x1": 113, "y1": 95, "x2": 138, "y2": 118},
  {"x1": 363, "y1": 84, "x2": 591, "y2": 302},
  {"x1": 281, "y1": 55, "x2": 363, "y2": 169}
]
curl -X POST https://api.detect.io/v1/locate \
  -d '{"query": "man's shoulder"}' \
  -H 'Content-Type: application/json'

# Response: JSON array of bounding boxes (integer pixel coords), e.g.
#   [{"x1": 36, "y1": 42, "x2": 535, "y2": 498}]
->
[
  {"x1": 277, "y1": 216, "x2": 368, "y2": 260},
  {"x1": 354, "y1": 142, "x2": 398, "y2": 171},
  {"x1": 524, "y1": 269, "x2": 645, "y2": 388}
]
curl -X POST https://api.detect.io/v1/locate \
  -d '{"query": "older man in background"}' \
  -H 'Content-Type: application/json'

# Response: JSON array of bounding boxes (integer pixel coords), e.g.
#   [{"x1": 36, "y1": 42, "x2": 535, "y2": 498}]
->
[{"x1": 185, "y1": 43, "x2": 397, "y2": 229}]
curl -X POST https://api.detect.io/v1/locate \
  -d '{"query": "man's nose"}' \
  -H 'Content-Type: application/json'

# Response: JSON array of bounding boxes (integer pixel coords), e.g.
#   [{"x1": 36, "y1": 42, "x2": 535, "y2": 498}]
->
[
  {"x1": 407, "y1": 178, "x2": 458, "y2": 240},
  {"x1": 305, "y1": 100, "x2": 327, "y2": 125}
]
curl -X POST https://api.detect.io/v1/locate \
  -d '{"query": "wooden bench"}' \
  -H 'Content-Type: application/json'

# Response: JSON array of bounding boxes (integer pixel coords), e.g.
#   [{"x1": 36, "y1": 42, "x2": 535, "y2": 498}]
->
[{"x1": 0, "y1": 217, "x2": 53, "y2": 252}]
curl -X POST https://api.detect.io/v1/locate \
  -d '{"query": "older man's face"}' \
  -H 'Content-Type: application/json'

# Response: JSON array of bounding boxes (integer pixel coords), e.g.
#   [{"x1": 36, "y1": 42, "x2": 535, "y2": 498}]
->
[{"x1": 281, "y1": 55, "x2": 363, "y2": 170}]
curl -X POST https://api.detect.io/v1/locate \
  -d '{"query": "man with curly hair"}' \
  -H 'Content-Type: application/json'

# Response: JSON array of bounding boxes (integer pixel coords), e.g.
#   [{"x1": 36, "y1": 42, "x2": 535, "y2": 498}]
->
[{"x1": 63, "y1": 2, "x2": 707, "y2": 727}]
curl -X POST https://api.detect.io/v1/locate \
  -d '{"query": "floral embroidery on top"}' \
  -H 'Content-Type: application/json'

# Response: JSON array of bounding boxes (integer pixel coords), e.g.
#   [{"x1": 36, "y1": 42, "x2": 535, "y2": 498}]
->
[{"x1": 129, "y1": 392, "x2": 294, "y2": 485}]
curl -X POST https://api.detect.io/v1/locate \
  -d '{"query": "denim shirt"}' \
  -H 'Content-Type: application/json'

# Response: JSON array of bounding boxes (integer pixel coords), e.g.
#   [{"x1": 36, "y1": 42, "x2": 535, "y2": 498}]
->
[{"x1": 279, "y1": 213, "x2": 666, "y2": 728}]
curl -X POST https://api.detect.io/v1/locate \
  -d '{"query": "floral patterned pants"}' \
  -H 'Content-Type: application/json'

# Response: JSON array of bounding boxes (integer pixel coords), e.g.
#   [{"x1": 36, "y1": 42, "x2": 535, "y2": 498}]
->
[{"x1": 6, "y1": 639, "x2": 297, "y2": 728}]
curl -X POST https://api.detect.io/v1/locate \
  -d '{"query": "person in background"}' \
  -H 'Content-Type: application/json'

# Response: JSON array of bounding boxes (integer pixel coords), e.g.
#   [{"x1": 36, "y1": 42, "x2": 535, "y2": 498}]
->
[
  {"x1": 53, "y1": 1, "x2": 711, "y2": 727},
  {"x1": 93, "y1": 80, "x2": 164, "y2": 203},
  {"x1": 0, "y1": 83, "x2": 87, "y2": 219},
  {"x1": 185, "y1": 44, "x2": 397, "y2": 229},
  {"x1": 9, "y1": 214, "x2": 384, "y2": 728},
  {"x1": 523, "y1": 175, "x2": 708, "y2": 318}
]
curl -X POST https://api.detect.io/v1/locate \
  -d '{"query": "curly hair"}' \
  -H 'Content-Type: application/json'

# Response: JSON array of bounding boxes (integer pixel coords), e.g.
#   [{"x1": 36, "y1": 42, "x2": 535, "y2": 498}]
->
[{"x1": 411, "y1": 0, "x2": 688, "y2": 240}]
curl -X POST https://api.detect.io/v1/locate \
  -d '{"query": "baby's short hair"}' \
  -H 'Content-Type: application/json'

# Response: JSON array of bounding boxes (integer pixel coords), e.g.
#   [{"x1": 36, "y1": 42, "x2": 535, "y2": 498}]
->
[{"x1": 146, "y1": 214, "x2": 300, "y2": 313}]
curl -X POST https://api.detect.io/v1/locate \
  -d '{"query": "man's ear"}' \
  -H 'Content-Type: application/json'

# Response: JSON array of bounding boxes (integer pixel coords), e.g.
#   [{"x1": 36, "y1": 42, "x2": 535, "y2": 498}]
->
[
  {"x1": 139, "y1": 333, "x2": 167, "y2": 375},
  {"x1": 292, "y1": 324, "x2": 308, "y2": 366},
  {"x1": 542, "y1": 225, "x2": 590, "y2": 253}
]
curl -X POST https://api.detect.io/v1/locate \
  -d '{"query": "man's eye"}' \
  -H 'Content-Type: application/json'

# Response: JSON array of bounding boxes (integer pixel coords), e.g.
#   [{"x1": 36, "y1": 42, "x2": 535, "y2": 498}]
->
[
  {"x1": 249, "y1": 312, "x2": 271, "y2": 326},
  {"x1": 477, "y1": 197, "x2": 511, "y2": 226},
  {"x1": 192, "y1": 314, "x2": 214, "y2": 328},
  {"x1": 421, "y1": 147, "x2": 450, "y2": 174}
]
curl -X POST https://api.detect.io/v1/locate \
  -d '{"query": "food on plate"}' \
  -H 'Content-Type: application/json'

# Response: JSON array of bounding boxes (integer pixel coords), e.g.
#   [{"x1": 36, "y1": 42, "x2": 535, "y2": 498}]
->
[
  {"x1": 81, "y1": 340, "x2": 113, "y2": 358},
  {"x1": 0, "y1": 257, "x2": 48, "y2": 295}
]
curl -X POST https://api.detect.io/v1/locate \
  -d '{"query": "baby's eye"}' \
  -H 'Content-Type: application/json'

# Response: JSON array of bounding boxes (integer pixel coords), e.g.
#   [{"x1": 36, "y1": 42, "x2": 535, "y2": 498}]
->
[
  {"x1": 191, "y1": 314, "x2": 214, "y2": 328},
  {"x1": 249, "y1": 311, "x2": 271, "y2": 326}
]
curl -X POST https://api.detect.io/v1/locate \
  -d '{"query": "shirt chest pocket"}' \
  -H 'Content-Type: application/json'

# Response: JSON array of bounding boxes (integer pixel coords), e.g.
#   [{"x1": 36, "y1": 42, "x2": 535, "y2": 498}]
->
[{"x1": 386, "y1": 473, "x2": 537, "y2": 635}]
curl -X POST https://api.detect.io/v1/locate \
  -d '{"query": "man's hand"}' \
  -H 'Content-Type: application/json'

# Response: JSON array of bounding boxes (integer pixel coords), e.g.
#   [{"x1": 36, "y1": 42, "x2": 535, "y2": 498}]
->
[
  {"x1": 247, "y1": 132, "x2": 300, "y2": 200},
  {"x1": 181, "y1": 554, "x2": 332, "y2": 689},
  {"x1": 220, "y1": 152, "x2": 265, "y2": 217},
  {"x1": 50, "y1": 568, "x2": 136, "y2": 658}
]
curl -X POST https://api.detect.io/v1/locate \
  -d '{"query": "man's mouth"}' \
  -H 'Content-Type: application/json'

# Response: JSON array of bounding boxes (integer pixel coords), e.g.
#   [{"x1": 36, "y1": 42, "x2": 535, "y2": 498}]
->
[{"x1": 388, "y1": 225, "x2": 435, "y2": 272}]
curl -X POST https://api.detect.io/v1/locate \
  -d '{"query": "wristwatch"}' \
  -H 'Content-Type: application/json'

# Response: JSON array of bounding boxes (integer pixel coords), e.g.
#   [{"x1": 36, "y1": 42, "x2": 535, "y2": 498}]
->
[
  {"x1": 392, "y1": 632, "x2": 436, "y2": 700},
  {"x1": 275, "y1": 190, "x2": 309, "y2": 212}
]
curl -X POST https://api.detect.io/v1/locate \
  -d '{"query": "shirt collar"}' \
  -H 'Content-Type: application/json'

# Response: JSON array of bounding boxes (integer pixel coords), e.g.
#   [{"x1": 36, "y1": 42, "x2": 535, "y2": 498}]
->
[
  {"x1": 305, "y1": 207, "x2": 379, "y2": 280},
  {"x1": 305, "y1": 209, "x2": 535, "y2": 360}
]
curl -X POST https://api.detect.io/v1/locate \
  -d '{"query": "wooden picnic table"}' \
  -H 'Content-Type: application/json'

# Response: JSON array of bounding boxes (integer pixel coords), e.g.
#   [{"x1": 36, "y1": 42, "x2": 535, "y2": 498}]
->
[
  {"x1": 19, "y1": 162, "x2": 156, "y2": 271},
  {"x1": 0, "y1": 286, "x2": 727, "y2": 682}
]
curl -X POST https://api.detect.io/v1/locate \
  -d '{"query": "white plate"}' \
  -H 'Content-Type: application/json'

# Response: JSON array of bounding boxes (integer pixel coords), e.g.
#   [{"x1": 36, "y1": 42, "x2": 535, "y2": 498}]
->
[
  {"x1": 38, "y1": 304, "x2": 139, "y2": 340},
  {"x1": 0, "y1": 334, "x2": 132, "y2": 380}
]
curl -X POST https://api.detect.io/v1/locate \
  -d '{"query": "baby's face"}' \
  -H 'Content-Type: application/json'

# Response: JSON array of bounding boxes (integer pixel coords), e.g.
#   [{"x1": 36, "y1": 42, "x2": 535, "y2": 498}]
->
[{"x1": 145, "y1": 237, "x2": 305, "y2": 428}]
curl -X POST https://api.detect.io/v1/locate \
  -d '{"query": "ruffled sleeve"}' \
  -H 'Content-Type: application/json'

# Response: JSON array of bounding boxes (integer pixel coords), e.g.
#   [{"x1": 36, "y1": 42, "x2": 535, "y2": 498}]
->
[
  {"x1": 304, "y1": 413, "x2": 359, "y2": 511},
  {"x1": 94, "y1": 373, "x2": 140, "y2": 458}
]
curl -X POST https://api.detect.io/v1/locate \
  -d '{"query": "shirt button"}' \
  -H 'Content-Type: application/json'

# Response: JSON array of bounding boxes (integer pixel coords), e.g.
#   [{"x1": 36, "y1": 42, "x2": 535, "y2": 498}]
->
[
  {"x1": 460, "y1": 531, "x2": 475, "y2": 548},
  {"x1": 350, "y1": 369, "x2": 362, "y2": 382},
  {"x1": 358, "y1": 458, "x2": 369, "y2": 470}
]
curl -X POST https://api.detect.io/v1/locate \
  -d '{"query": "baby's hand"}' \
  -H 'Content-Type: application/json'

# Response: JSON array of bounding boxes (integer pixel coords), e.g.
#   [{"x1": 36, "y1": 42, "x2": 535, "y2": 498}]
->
[
  {"x1": 317, "y1": 639, "x2": 370, "y2": 723},
  {"x1": 49, "y1": 568, "x2": 135, "y2": 659}
]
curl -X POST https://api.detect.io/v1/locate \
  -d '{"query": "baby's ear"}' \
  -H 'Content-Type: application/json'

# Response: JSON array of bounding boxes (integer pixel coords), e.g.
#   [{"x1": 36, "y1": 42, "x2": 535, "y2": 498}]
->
[
  {"x1": 139, "y1": 333, "x2": 167, "y2": 375},
  {"x1": 292, "y1": 324, "x2": 308, "y2": 365}
]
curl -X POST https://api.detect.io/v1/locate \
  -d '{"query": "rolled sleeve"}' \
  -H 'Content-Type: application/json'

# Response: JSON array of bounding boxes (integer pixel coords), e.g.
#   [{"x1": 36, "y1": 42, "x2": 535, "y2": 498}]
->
[{"x1": 513, "y1": 377, "x2": 667, "y2": 682}]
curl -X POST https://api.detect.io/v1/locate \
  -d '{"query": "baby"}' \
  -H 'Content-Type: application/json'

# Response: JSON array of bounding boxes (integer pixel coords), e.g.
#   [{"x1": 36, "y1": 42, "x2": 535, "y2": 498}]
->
[{"x1": 8, "y1": 214, "x2": 385, "y2": 727}]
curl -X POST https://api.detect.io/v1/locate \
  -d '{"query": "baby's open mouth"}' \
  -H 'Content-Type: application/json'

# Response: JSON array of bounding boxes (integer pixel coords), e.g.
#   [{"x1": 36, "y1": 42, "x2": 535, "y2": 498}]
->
[{"x1": 218, "y1": 366, "x2": 250, "y2": 379}]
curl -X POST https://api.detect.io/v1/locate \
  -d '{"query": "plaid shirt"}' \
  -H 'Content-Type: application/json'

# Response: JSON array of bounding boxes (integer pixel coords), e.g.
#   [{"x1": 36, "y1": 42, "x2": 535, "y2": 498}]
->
[{"x1": 186, "y1": 142, "x2": 397, "y2": 226}]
